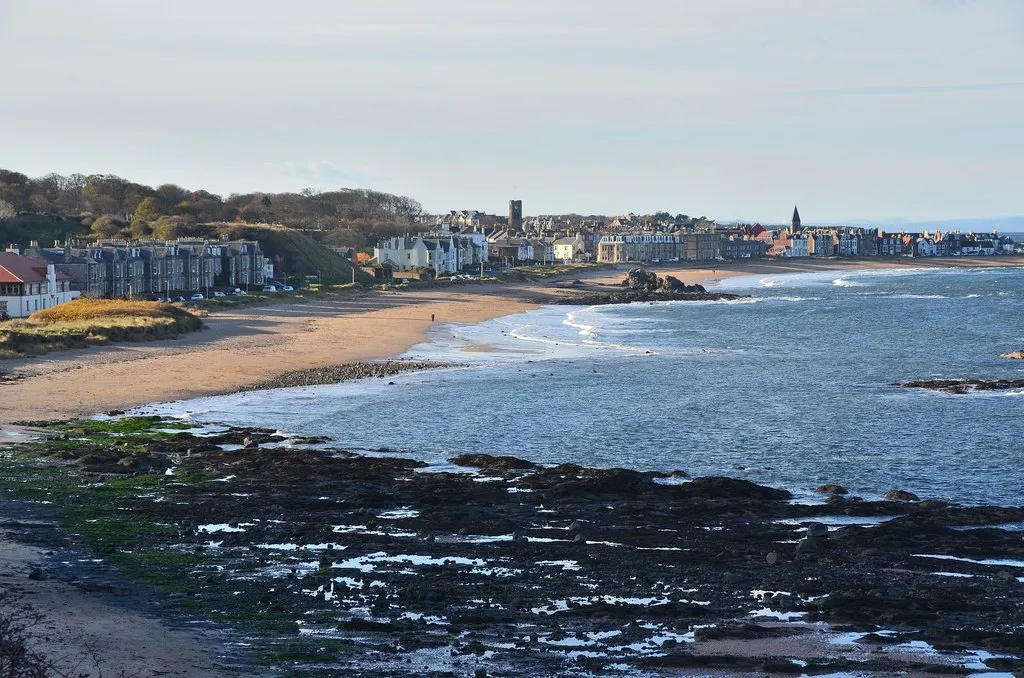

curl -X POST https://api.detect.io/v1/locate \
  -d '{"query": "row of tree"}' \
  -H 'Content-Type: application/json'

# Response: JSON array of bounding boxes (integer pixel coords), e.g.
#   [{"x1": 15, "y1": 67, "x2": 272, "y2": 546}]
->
[{"x1": 0, "y1": 169, "x2": 426, "y2": 248}]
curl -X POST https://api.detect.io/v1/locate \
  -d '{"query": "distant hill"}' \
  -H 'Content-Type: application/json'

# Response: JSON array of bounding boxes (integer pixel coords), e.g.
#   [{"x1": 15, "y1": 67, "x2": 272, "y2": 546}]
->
[
  {"x1": 841, "y1": 216, "x2": 1024, "y2": 233},
  {"x1": 0, "y1": 167, "x2": 426, "y2": 251}
]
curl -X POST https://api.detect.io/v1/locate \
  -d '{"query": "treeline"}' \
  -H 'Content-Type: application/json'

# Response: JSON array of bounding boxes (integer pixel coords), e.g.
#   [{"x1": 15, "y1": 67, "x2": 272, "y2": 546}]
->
[{"x1": 0, "y1": 169, "x2": 425, "y2": 248}]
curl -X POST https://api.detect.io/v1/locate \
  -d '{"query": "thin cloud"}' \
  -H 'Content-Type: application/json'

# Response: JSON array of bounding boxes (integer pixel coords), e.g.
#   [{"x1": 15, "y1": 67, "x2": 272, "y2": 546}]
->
[{"x1": 797, "y1": 81, "x2": 1024, "y2": 96}]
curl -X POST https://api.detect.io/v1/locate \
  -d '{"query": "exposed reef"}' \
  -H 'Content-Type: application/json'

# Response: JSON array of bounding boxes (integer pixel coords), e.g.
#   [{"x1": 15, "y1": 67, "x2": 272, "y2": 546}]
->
[
  {"x1": 900, "y1": 378, "x2": 1024, "y2": 394},
  {"x1": 554, "y1": 267, "x2": 743, "y2": 305},
  {"x1": 1, "y1": 419, "x2": 1021, "y2": 676}
]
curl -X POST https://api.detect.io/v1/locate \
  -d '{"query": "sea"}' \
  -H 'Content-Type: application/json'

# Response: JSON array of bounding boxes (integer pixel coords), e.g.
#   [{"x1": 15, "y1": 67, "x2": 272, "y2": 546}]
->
[{"x1": 144, "y1": 265, "x2": 1024, "y2": 508}]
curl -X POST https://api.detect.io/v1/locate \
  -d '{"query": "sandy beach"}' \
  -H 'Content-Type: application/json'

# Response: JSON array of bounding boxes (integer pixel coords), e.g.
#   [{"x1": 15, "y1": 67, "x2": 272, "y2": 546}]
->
[
  {"x1": 2, "y1": 255, "x2": 1024, "y2": 676},
  {"x1": 2, "y1": 255, "x2": 1023, "y2": 426}
]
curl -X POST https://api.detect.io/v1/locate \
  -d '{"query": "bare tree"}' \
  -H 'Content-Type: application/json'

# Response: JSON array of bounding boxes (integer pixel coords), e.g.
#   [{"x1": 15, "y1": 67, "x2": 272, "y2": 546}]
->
[{"x1": 0, "y1": 198, "x2": 16, "y2": 220}]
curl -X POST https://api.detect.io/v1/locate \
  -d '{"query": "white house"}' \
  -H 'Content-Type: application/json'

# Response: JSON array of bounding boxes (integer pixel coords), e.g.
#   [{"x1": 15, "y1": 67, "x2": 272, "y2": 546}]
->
[
  {"x1": 917, "y1": 238, "x2": 938, "y2": 257},
  {"x1": 790, "y1": 234, "x2": 809, "y2": 257},
  {"x1": 374, "y1": 236, "x2": 482, "y2": 275},
  {"x1": 553, "y1": 235, "x2": 586, "y2": 262},
  {"x1": 517, "y1": 239, "x2": 533, "y2": 262},
  {"x1": 0, "y1": 250, "x2": 79, "y2": 318}
]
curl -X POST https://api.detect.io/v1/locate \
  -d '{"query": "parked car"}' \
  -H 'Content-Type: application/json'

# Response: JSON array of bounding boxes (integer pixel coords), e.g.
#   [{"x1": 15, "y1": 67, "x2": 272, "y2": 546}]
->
[
  {"x1": 281, "y1": 285, "x2": 294, "y2": 292},
  {"x1": 212, "y1": 291, "x2": 226, "y2": 297},
  {"x1": 190, "y1": 293, "x2": 204, "y2": 300},
  {"x1": 262, "y1": 285, "x2": 278, "y2": 292}
]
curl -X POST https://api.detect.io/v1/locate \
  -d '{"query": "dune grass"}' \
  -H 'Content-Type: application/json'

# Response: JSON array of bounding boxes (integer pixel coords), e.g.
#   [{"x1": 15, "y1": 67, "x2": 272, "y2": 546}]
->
[{"x1": 0, "y1": 299, "x2": 202, "y2": 358}]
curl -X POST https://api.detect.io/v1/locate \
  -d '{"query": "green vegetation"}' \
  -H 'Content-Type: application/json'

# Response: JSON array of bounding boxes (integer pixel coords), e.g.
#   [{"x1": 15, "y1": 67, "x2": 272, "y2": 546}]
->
[
  {"x1": 500, "y1": 262, "x2": 611, "y2": 280},
  {"x1": 0, "y1": 301, "x2": 202, "y2": 358},
  {"x1": 205, "y1": 223, "x2": 373, "y2": 285},
  {"x1": 0, "y1": 418, "x2": 308, "y2": 670},
  {"x1": 49, "y1": 415, "x2": 187, "y2": 435},
  {"x1": 0, "y1": 168, "x2": 424, "y2": 251}
]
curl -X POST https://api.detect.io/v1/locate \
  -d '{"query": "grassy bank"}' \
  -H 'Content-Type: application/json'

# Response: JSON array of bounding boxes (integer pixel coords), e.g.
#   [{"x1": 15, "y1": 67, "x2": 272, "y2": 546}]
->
[
  {"x1": 0, "y1": 300, "x2": 202, "y2": 358},
  {"x1": 499, "y1": 262, "x2": 611, "y2": 281}
]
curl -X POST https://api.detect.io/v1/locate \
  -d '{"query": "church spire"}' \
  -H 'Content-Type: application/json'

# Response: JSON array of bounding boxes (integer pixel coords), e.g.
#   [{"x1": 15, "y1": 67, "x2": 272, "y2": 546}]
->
[{"x1": 791, "y1": 205, "x2": 801, "y2": 231}]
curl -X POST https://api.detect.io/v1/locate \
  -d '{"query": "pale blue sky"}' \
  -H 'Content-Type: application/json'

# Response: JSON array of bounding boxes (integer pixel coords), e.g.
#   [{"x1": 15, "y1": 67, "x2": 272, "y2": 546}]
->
[{"x1": 1, "y1": 0, "x2": 1021, "y2": 222}]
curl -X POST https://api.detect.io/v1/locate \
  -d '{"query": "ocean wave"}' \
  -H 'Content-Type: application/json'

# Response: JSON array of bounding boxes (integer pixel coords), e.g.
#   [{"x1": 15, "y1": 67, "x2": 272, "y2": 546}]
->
[
  {"x1": 832, "y1": 278, "x2": 860, "y2": 288},
  {"x1": 888, "y1": 294, "x2": 949, "y2": 299},
  {"x1": 769, "y1": 296, "x2": 821, "y2": 302},
  {"x1": 511, "y1": 323, "x2": 653, "y2": 355},
  {"x1": 662, "y1": 297, "x2": 762, "y2": 307}
]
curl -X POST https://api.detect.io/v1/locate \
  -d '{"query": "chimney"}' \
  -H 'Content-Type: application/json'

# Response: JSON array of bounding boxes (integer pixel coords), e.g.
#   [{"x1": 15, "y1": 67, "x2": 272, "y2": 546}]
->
[{"x1": 6, "y1": 244, "x2": 19, "y2": 255}]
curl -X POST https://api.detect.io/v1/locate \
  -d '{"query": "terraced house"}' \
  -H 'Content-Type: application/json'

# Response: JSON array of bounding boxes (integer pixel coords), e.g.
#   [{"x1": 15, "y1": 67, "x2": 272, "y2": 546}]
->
[
  {"x1": 23, "y1": 238, "x2": 268, "y2": 298},
  {"x1": 0, "y1": 248, "x2": 79, "y2": 318}
]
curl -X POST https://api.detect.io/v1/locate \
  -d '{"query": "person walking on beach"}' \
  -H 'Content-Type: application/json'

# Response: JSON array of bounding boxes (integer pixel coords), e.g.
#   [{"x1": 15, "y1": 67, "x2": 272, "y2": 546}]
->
[{"x1": 431, "y1": 313, "x2": 435, "y2": 322}]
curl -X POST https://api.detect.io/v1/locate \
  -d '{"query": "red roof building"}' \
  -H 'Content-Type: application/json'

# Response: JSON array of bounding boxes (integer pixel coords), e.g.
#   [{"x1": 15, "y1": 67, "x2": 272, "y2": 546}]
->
[{"x1": 0, "y1": 249, "x2": 78, "y2": 318}]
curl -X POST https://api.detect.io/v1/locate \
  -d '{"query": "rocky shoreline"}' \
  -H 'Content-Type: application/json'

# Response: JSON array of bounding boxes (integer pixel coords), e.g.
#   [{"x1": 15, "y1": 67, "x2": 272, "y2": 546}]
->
[
  {"x1": 239, "y1": 360, "x2": 466, "y2": 393},
  {"x1": 552, "y1": 267, "x2": 743, "y2": 306},
  {"x1": 1, "y1": 418, "x2": 1021, "y2": 676},
  {"x1": 900, "y1": 378, "x2": 1024, "y2": 394},
  {"x1": 552, "y1": 288, "x2": 743, "y2": 306}
]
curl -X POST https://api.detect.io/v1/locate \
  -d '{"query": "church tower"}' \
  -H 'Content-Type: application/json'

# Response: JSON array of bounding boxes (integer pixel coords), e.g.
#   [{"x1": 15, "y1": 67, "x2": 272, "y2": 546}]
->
[{"x1": 791, "y1": 205, "x2": 801, "y2": 232}]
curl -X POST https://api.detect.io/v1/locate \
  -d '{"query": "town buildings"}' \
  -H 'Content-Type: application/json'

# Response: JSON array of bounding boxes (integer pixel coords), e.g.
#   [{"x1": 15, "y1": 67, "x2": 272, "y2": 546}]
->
[
  {"x1": 372, "y1": 204, "x2": 1019, "y2": 271},
  {"x1": 0, "y1": 248, "x2": 79, "y2": 318},
  {"x1": 373, "y1": 233, "x2": 486, "y2": 274},
  {"x1": 21, "y1": 239, "x2": 269, "y2": 298}
]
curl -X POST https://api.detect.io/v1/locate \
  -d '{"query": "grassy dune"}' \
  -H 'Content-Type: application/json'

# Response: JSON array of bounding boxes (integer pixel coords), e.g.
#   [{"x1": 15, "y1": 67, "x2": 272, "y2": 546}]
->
[{"x1": 0, "y1": 300, "x2": 202, "y2": 358}]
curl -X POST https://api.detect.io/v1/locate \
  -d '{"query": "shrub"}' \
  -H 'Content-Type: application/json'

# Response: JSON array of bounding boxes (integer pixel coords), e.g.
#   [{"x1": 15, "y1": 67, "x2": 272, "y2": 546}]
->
[{"x1": 29, "y1": 299, "x2": 200, "y2": 329}]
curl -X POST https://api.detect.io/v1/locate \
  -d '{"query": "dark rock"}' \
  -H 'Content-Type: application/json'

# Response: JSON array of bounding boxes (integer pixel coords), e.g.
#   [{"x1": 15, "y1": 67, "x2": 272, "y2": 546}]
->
[
  {"x1": 623, "y1": 267, "x2": 661, "y2": 292},
  {"x1": 884, "y1": 490, "x2": 920, "y2": 502},
  {"x1": 683, "y1": 476, "x2": 792, "y2": 501},
  {"x1": 795, "y1": 538, "x2": 821, "y2": 556},
  {"x1": 806, "y1": 522, "x2": 829, "y2": 538},
  {"x1": 816, "y1": 483, "x2": 848, "y2": 495},
  {"x1": 901, "y1": 378, "x2": 1024, "y2": 394},
  {"x1": 448, "y1": 454, "x2": 538, "y2": 471},
  {"x1": 662, "y1": 275, "x2": 685, "y2": 291}
]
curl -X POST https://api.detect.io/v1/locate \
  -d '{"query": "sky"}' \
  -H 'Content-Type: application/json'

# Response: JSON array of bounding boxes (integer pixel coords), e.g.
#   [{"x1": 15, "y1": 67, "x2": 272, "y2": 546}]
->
[{"x1": 1, "y1": 0, "x2": 1022, "y2": 223}]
